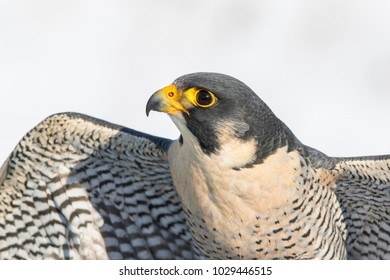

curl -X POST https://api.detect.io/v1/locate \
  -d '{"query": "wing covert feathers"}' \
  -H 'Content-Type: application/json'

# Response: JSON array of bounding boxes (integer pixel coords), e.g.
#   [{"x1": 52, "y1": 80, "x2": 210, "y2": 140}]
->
[
  {"x1": 0, "y1": 112, "x2": 195, "y2": 259},
  {"x1": 331, "y1": 156, "x2": 390, "y2": 259}
]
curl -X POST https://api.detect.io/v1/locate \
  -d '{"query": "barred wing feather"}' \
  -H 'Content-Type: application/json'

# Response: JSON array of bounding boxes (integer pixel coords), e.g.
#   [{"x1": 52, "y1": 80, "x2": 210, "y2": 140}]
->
[
  {"x1": 332, "y1": 156, "x2": 390, "y2": 259},
  {"x1": 0, "y1": 113, "x2": 195, "y2": 259}
]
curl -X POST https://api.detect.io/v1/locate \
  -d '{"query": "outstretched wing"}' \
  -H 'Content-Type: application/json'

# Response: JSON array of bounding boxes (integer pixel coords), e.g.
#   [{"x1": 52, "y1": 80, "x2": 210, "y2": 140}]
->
[
  {"x1": 0, "y1": 113, "x2": 195, "y2": 259},
  {"x1": 332, "y1": 156, "x2": 390, "y2": 259}
]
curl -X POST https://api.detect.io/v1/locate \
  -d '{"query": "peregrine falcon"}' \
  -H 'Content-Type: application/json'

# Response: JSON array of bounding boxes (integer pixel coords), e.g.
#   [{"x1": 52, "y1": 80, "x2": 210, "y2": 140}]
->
[{"x1": 1, "y1": 72, "x2": 390, "y2": 259}]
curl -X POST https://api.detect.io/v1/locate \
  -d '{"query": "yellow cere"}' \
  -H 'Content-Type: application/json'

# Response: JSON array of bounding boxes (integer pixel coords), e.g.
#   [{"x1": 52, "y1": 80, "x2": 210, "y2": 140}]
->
[
  {"x1": 162, "y1": 84, "x2": 179, "y2": 100},
  {"x1": 160, "y1": 84, "x2": 189, "y2": 115}
]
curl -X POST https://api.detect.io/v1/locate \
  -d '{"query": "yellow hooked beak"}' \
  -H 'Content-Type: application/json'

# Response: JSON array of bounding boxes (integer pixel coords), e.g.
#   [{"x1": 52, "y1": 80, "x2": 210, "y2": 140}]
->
[{"x1": 146, "y1": 84, "x2": 189, "y2": 116}]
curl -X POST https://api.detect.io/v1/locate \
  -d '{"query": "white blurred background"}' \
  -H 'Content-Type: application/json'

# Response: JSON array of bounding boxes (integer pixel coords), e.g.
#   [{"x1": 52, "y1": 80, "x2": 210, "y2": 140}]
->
[{"x1": 1, "y1": 0, "x2": 390, "y2": 164}]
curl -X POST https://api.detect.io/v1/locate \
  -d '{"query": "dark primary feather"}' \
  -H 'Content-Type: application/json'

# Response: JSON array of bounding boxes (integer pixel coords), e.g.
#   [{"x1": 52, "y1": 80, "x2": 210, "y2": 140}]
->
[{"x1": 0, "y1": 112, "x2": 195, "y2": 259}]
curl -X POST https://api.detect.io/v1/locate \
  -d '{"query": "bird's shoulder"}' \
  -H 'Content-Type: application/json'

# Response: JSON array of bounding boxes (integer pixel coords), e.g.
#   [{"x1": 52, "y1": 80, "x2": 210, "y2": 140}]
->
[
  {"x1": 301, "y1": 146, "x2": 390, "y2": 259},
  {"x1": 299, "y1": 145, "x2": 390, "y2": 184}
]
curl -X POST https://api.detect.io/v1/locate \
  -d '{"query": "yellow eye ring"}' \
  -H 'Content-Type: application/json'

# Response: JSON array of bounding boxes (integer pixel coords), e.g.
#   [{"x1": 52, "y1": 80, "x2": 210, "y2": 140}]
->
[{"x1": 194, "y1": 89, "x2": 217, "y2": 108}]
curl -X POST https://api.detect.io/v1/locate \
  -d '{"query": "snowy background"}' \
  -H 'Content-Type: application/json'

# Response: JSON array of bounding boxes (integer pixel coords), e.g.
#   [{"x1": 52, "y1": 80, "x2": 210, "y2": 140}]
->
[{"x1": 1, "y1": 0, "x2": 390, "y2": 164}]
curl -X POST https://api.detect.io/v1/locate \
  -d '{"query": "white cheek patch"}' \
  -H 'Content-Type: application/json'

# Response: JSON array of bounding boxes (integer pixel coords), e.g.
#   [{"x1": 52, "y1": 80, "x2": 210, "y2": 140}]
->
[
  {"x1": 169, "y1": 117, "x2": 258, "y2": 170},
  {"x1": 216, "y1": 138, "x2": 257, "y2": 169},
  {"x1": 213, "y1": 121, "x2": 256, "y2": 169}
]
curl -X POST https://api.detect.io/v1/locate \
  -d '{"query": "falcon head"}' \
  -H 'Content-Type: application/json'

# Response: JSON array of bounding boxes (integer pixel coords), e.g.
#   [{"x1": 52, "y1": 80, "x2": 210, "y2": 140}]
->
[{"x1": 146, "y1": 72, "x2": 298, "y2": 165}]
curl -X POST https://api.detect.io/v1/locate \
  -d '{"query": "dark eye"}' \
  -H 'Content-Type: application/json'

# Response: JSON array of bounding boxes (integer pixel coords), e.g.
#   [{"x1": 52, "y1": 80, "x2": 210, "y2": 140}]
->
[{"x1": 196, "y1": 89, "x2": 216, "y2": 107}]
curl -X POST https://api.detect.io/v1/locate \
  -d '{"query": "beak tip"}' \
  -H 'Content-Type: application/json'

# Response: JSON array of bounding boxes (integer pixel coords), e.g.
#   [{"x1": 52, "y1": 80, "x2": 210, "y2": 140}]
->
[
  {"x1": 145, "y1": 109, "x2": 151, "y2": 117},
  {"x1": 146, "y1": 91, "x2": 160, "y2": 117},
  {"x1": 145, "y1": 104, "x2": 152, "y2": 117}
]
